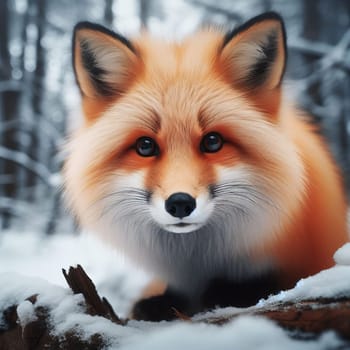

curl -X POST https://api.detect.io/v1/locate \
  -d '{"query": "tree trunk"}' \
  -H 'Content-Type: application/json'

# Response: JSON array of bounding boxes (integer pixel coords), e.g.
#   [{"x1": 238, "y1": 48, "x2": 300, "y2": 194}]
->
[{"x1": 0, "y1": 0, "x2": 22, "y2": 229}]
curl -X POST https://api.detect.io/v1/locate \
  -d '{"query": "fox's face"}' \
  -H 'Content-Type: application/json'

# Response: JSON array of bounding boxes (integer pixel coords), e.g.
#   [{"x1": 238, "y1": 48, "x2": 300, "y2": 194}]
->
[{"x1": 65, "y1": 14, "x2": 305, "y2": 260}]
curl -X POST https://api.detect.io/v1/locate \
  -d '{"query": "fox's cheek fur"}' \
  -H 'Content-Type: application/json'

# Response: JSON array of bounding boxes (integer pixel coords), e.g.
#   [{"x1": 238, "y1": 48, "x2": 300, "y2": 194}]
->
[
  {"x1": 210, "y1": 165, "x2": 283, "y2": 252},
  {"x1": 100, "y1": 171, "x2": 151, "y2": 227}
]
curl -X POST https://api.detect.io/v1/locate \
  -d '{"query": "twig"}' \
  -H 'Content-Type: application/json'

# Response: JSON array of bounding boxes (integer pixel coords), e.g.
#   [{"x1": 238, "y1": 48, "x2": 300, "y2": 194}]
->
[{"x1": 62, "y1": 265, "x2": 125, "y2": 325}]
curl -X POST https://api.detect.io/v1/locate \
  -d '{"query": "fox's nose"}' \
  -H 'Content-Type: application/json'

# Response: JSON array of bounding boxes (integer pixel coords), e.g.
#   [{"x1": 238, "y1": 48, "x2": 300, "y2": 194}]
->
[{"x1": 165, "y1": 192, "x2": 196, "y2": 218}]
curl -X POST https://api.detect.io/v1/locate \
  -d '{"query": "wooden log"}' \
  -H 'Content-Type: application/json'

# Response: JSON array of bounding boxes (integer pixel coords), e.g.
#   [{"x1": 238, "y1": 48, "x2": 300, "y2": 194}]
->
[
  {"x1": 0, "y1": 295, "x2": 105, "y2": 350},
  {"x1": 204, "y1": 298, "x2": 350, "y2": 339},
  {"x1": 1, "y1": 265, "x2": 350, "y2": 349}
]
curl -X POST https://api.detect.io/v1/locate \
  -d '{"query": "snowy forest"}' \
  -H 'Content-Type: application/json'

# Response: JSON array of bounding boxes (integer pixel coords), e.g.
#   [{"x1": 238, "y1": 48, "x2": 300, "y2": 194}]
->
[
  {"x1": 1, "y1": 1, "x2": 350, "y2": 349},
  {"x1": 0, "y1": 0, "x2": 350, "y2": 234}
]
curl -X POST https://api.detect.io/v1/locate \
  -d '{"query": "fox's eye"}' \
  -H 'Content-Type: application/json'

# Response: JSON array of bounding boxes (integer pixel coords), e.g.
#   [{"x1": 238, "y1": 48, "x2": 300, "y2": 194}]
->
[
  {"x1": 135, "y1": 137, "x2": 159, "y2": 157},
  {"x1": 200, "y1": 132, "x2": 223, "y2": 153}
]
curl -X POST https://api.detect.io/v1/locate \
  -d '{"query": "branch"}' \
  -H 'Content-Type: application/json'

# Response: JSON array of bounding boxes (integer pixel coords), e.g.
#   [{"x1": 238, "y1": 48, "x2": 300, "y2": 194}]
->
[
  {"x1": 0, "y1": 197, "x2": 39, "y2": 216},
  {"x1": 62, "y1": 265, "x2": 124, "y2": 325},
  {"x1": 295, "y1": 28, "x2": 350, "y2": 91},
  {"x1": 0, "y1": 119, "x2": 63, "y2": 147},
  {"x1": 0, "y1": 146, "x2": 53, "y2": 186},
  {"x1": 289, "y1": 38, "x2": 332, "y2": 57}
]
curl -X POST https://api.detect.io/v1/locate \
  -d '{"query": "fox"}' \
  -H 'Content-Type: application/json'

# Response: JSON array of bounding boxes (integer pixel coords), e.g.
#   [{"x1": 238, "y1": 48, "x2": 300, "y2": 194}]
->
[{"x1": 64, "y1": 12, "x2": 349, "y2": 321}]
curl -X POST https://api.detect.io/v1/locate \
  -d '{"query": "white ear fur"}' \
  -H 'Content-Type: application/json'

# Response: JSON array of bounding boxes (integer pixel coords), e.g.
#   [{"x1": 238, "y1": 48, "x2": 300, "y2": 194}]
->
[
  {"x1": 73, "y1": 22, "x2": 138, "y2": 98},
  {"x1": 220, "y1": 13, "x2": 286, "y2": 90}
]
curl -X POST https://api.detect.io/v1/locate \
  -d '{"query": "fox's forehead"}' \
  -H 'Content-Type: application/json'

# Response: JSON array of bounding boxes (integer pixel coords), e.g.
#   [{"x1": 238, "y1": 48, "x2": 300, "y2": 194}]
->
[
  {"x1": 108, "y1": 71, "x2": 247, "y2": 143},
  {"x1": 102, "y1": 29, "x2": 252, "y2": 139},
  {"x1": 127, "y1": 78, "x2": 231, "y2": 139},
  {"x1": 119, "y1": 82, "x2": 202, "y2": 140},
  {"x1": 127, "y1": 31, "x2": 251, "y2": 135},
  {"x1": 133, "y1": 30, "x2": 223, "y2": 79}
]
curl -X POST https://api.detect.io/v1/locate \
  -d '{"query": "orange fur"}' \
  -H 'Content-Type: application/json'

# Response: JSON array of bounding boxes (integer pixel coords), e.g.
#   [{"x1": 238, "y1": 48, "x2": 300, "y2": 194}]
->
[
  {"x1": 269, "y1": 115, "x2": 348, "y2": 287},
  {"x1": 65, "y1": 15, "x2": 349, "y2": 313}
]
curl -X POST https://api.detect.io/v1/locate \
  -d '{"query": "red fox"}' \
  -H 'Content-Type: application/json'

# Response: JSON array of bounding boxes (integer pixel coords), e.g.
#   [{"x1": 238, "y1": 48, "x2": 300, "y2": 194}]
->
[{"x1": 65, "y1": 12, "x2": 349, "y2": 320}]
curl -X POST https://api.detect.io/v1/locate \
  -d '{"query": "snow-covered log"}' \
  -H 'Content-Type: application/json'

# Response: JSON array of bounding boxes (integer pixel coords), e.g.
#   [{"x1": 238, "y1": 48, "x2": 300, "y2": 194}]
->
[{"x1": 1, "y1": 263, "x2": 350, "y2": 350}]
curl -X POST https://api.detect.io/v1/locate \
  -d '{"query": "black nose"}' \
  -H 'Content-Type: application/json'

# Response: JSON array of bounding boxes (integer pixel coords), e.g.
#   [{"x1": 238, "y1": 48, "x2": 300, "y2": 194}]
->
[{"x1": 165, "y1": 192, "x2": 196, "y2": 218}]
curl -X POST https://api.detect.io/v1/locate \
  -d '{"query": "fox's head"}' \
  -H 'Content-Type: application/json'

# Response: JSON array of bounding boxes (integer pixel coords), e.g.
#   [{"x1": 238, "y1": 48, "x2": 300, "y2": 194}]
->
[{"x1": 65, "y1": 13, "x2": 305, "y2": 267}]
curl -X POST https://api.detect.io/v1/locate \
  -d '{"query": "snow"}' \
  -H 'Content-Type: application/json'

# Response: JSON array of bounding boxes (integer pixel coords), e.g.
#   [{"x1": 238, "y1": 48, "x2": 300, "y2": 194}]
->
[
  {"x1": 0, "y1": 230, "x2": 151, "y2": 317},
  {"x1": 334, "y1": 242, "x2": 350, "y2": 265},
  {"x1": 16, "y1": 300, "x2": 37, "y2": 327},
  {"x1": 119, "y1": 317, "x2": 342, "y2": 350},
  {"x1": 265, "y1": 243, "x2": 350, "y2": 304},
  {"x1": 0, "y1": 230, "x2": 349, "y2": 349}
]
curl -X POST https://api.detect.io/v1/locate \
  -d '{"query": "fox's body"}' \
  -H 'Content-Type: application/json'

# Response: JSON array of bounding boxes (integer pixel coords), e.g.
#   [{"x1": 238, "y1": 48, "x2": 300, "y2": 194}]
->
[{"x1": 65, "y1": 13, "x2": 348, "y2": 320}]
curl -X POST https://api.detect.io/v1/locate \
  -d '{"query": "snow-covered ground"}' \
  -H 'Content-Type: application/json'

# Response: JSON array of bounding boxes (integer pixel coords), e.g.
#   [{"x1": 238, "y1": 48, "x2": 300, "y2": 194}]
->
[{"x1": 0, "y1": 230, "x2": 350, "y2": 349}]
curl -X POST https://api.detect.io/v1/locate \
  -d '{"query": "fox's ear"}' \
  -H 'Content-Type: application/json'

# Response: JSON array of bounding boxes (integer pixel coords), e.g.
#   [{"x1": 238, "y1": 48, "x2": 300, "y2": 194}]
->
[
  {"x1": 220, "y1": 12, "x2": 286, "y2": 91},
  {"x1": 73, "y1": 22, "x2": 139, "y2": 98}
]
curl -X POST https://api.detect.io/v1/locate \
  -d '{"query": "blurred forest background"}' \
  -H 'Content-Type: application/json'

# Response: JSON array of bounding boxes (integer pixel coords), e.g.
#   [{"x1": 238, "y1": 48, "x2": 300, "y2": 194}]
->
[{"x1": 0, "y1": 0, "x2": 349, "y2": 234}]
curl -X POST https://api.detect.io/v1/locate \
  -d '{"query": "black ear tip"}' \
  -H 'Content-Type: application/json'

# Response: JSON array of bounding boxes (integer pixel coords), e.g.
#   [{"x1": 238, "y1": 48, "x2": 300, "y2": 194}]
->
[
  {"x1": 258, "y1": 12, "x2": 286, "y2": 41},
  {"x1": 240, "y1": 11, "x2": 286, "y2": 33},
  {"x1": 223, "y1": 11, "x2": 286, "y2": 49},
  {"x1": 72, "y1": 21, "x2": 135, "y2": 54},
  {"x1": 74, "y1": 21, "x2": 114, "y2": 35},
  {"x1": 221, "y1": 11, "x2": 287, "y2": 89},
  {"x1": 256, "y1": 11, "x2": 287, "y2": 58},
  {"x1": 255, "y1": 11, "x2": 284, "y2": 23},
  {"x1": 72, "y1": 22, "x2": 96, "y2": 52},
  {"x1": 259, "y1": 11, "x2": 286, "y2": 35}
]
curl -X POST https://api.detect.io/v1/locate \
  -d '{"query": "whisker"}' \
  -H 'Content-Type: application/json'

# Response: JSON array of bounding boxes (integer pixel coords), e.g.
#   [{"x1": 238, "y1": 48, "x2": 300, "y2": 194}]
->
[
  {"x1": 95, "y1": 187, "x2": 151, "y2": 222},
  {"x1": 211, "y1": 181, "x2": 282, "y2": 217}
]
